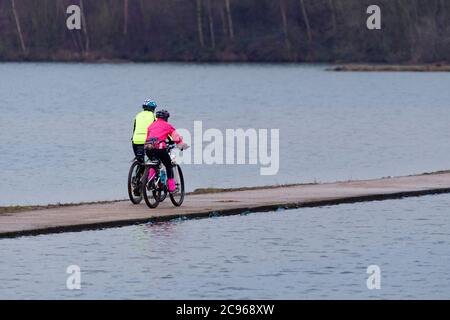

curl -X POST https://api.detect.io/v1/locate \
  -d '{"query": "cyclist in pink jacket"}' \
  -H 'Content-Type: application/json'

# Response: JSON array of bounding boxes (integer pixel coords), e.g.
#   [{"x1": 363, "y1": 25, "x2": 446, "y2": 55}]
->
[{"x1": 145, "y1": 110, "x2": 188, "y2": 193}]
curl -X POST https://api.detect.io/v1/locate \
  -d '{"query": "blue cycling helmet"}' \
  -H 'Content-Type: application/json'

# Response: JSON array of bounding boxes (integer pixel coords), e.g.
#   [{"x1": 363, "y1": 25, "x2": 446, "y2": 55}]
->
[{"x1": 143, "y1": 99, "x2": 157, "y2": 110}]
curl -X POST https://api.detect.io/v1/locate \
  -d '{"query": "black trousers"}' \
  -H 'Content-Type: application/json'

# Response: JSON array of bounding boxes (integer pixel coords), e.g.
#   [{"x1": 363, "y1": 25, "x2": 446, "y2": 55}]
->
[
  {"x1": 146, "y1": 148, "x2": 174, "y2": 179},
  {"x1": 132, "y1": 143, "x2": 145, "y2": 163}
]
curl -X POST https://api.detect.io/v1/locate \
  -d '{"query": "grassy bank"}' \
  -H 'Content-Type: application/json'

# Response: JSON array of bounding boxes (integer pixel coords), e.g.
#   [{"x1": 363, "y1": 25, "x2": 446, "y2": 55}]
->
[{"x1": 0, "y1": 200, "x2": 125, "y2": 215}]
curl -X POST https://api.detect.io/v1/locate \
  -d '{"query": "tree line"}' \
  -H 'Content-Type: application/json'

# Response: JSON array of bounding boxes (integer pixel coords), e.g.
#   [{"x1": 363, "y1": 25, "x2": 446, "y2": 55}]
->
[{"x1": 0, "y1": 0, "x2": 449, "y2": 63}]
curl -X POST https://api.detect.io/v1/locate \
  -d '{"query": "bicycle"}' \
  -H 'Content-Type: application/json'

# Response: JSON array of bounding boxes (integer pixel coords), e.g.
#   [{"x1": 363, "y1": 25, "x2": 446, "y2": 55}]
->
[
  {"x1": 141, "y1": 143, "x2": 185, "y2": 209},
  {"x1": 128, "y1": 157, "x2": 169, "y2": 205}
]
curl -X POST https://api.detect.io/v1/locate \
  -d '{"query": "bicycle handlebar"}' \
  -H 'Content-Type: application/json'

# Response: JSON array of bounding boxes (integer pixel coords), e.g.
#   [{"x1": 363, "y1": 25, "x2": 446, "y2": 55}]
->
[{"x1": 145, "y1": 139, "x2": 187, "y2": 152}]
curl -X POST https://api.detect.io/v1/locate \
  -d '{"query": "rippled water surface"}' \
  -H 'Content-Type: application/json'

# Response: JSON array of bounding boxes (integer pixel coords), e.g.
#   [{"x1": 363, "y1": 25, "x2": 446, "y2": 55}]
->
[
  {"x1": 1, "y1": 194, "x2": 449, "y2": 299},
  {"x1": 1, "y1": 63, "x2": 450, "y2": 205}
]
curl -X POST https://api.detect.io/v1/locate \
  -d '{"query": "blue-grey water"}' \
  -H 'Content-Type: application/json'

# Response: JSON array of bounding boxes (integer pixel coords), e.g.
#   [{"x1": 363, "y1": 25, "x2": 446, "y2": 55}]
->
[
  {"x1": 1, "y1": 194, "x2": 449, "y2": 299},
  {"x1": 1, "y1": 63, "x2": 450, "y2": 206},
  {"x1": 1, "y1": 63, "x2": 450, "y2": 300}
]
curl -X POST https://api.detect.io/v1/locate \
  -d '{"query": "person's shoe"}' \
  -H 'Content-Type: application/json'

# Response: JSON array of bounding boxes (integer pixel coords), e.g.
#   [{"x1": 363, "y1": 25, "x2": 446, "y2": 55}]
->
[
  {"x1": 148, "y1": 168, "x2": 156, "y2": 180},
  {"x1": 168, "y1": 178, "x2": 176, "y2": 193}
]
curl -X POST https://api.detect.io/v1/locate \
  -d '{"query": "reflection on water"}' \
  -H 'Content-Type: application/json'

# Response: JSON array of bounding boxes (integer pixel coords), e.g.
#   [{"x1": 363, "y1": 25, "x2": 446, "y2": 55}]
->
[
  {"x1": 1, "y1": 63, "x2": 450, "y2": 205},
  {"x1": 1, "y1": 194, "x2": 449, "y2": 299}
]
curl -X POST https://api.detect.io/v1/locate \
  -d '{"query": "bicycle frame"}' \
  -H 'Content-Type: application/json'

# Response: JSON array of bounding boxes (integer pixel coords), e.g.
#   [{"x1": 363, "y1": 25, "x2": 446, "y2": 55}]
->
[{"x1": 143, "y1": 143, "x2": 182, "y2": 188}]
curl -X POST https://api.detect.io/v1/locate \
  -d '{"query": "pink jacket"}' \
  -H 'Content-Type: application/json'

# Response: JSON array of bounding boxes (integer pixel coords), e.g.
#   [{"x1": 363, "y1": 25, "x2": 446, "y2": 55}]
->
[{"x1": 146, "y1": 119, "x2": 183, "y2": 149}]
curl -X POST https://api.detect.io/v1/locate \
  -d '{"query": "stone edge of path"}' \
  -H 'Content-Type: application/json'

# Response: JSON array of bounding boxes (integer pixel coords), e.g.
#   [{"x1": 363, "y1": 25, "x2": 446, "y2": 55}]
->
[
  {"x1": 1, "y1": 186, "x2": 450, "y2": 239},
  {"x1": 3, "y1": 169, "x2": 450, "y2": 215}
]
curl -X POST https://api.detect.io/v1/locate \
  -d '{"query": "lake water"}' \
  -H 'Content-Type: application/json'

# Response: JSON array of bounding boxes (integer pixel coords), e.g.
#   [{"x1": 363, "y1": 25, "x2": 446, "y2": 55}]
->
[
  {"x1": 1, "y1": 193, "x2": 449, "y2": 299},
  {"x1": 1, "y1": 63, "x2": 450, "y2": 206}
]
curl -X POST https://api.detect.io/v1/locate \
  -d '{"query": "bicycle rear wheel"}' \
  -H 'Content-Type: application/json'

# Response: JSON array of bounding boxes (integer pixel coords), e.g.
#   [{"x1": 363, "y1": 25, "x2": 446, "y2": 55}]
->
[
  {"x1": 142, "y1": 167, "x2": 161, "y2": 209},
  {"x1": 170, "y1": 165, "x2": 185, "y2": 207},
  {"x1": 127, "y1": 161, "x2": 143, "y2": 204}
]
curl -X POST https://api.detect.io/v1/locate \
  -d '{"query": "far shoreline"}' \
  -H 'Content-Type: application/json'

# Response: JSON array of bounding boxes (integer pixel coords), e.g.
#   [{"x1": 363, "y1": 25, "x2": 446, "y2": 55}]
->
[
  {"x1": 0, "y1": 60, "x2": 449, "y2": 72},
  {"x1": 329, "y1": 64, "x2": 450, "y2": 72}
]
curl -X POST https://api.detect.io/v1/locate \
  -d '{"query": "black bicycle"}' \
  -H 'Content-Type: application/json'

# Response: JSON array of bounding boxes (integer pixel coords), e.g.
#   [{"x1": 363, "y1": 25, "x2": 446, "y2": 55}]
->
[{"x1": 141, "y1": 144, "x2": 185, "y2": 209}]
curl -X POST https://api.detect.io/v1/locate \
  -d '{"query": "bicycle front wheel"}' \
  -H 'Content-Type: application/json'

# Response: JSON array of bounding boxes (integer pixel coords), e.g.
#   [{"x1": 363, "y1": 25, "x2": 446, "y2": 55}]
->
[{"x1": 170, "y1": 165, "x2": 185, "y2": 207}]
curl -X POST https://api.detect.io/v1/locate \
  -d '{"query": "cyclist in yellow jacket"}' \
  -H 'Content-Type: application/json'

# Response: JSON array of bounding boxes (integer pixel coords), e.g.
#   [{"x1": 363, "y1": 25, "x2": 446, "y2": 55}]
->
[{"x1": 132, "y1": 99, "x2": 157, "y2": 163}]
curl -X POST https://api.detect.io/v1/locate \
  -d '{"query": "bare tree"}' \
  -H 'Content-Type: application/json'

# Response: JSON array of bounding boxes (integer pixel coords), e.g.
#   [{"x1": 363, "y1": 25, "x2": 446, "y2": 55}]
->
[
  {"x1": 79, "y1": 0, "x2": 90, "y2": 54},
  {"x1": 279, "y1": 0, "x2": 291, "y2": 58},
  {"x1": 123, "y1": 0, "x2": 129, "y2": 35},
  {"x1": 11, "y1": 0, "x2": 27, "y2": 55},
  {"x1": 396, "y1": 0, "x2": 417, "y2": 61},
  {"x1": 138, "y1": 0, "x2": 146, "y2": 13},
  {"x1": 328, "y1": 0, "x2": 336, "y2": 34},
  {"x1": 207, "y1": 0, "x2": 216, "y2": 48},
  {"x1": 224, "y1": 0, "x2": 234, "y2": 40},
  {"x1": 196, "y1": 0, "x2": 205, "y2": 47},
  {"x1": 220, "y1": 5, "x2": 228, "y2": 37},
  {"x1": 299, "y1": 0, "x2": 312, "y2": 43}
]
